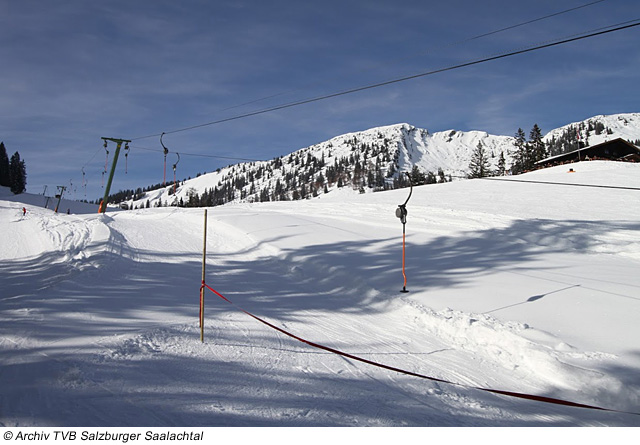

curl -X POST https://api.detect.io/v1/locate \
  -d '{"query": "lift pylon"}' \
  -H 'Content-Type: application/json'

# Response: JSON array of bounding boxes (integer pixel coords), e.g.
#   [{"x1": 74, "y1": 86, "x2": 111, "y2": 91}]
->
[
  {"x1": 54, "y1": 185, "x2": 66, "y2": 213},
  {"x1": 161, "y1": 132, "x2": 169, "y2": 185},
  {"x1": 99, "y1": 137, "x2": 131, "y2": 214}
]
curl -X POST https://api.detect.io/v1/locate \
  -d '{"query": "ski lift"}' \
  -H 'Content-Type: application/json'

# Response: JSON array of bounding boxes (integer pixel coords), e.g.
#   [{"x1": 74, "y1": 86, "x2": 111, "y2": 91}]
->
[
  {"x1": 124, "y1": 142, "x2": 130, "y2": 174},
  {"x1": 103, "y1": 139, "x2": 110, "y2": 172},
  {"x1": 396, "y1": 172, "x2": 413, "y2": 293},
  {"x1": 102, "y1": 140, "x2": 109, "y2": 188},
  {"x1": 172, "y1": 153, "x2": 180, "y2": 195},
  {"x1": 81, "y1": 168, "x2": 87, "y2": 197},
  {"x1": 161, "y1": 132, "x2": 170, "y2": 185}
]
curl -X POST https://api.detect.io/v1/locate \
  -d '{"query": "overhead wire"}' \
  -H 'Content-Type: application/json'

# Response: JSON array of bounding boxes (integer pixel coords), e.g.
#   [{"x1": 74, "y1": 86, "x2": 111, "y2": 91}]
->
[
  {"x1": 87, "y1": 16, "x2": 640, "y2": 198},
  {"x1": 442, "y1": 0, "x2": 608, "y2": 45},
  {"x1": 77, "y1": 2, "x2": 635, "y2": 194},
  {"x1": 80, "y1": 1, "x2": 614, "y2": 168},
  {"x1": 81, "y1": 144, "x2": 104, "y2": 170},
  {"x1": 131, "y1": 19, "x2": 640, "y2": 142},
  {"x1": 130, "y1": 144, "x2": 265, "y2": 163},
  {"x1": 166, "y1": 0, "x2": 609, "y2": 127},
  {"x1": 128, "y1": 13, "x2": 640, "y2": 193},
  {"x1": 132, "y1": 0, "x2": 611, "y2": 140}
]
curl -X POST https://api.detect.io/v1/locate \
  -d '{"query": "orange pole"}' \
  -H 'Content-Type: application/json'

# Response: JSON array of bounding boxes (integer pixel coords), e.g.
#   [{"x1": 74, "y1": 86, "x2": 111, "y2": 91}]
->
[{"x1": 401, "y1": 223, "x2": 408, "y2": 293}]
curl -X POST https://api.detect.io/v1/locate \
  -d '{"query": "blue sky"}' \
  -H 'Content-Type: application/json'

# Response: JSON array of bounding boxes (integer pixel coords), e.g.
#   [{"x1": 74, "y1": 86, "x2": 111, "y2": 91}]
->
[{"x1": 1, "y1": 0, "x2": 639, "y2": 201}]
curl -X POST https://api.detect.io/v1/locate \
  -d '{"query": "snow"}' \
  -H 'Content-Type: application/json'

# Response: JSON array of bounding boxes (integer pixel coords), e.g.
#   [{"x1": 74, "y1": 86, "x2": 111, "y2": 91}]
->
[
  {"x1": 1, "y1": 160, "x2": 640, "y2": 427},
  {"x1": 544, "y1": 112, "x2": 640, "y2": 146},
  {"x1": 122, "y1": 123, "x2": 518, "y2": 210},
  {"x1": 115, "y1": 113, "x2": 640, "y2": 212}
]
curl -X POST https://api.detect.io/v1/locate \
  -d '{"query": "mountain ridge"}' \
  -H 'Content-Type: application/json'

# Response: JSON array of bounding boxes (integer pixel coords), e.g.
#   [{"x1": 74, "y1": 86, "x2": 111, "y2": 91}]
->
[{"x1": 119, "y1": 113, "x2": 640, "y2": 210}]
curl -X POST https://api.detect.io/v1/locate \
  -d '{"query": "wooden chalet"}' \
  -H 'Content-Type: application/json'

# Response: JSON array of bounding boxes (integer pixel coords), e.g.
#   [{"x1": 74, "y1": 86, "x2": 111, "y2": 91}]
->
[{"x1": 535, "y1": 138, "x2": 640, "y2": 169}]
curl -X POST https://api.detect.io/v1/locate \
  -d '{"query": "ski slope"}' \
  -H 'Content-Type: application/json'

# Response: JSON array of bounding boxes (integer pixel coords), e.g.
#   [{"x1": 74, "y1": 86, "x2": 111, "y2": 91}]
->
[{"x1": 1, "y1": 161, "x2": 640, "y2": 427}]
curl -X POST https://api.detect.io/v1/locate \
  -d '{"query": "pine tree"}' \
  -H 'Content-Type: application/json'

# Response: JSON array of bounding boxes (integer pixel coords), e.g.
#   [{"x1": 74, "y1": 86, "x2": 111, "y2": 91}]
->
[
  {"x1": 9, "y1": 151, "x2": 27, "y2": 194},
  {"x1": 511, "y1": 128, "x2": 528, "y2": 174},
  {"x1": 497, "y1": 151, "x2": 506, "y2": 176},
  {"x1": 529, "y1": 124, "x2": 546, "y2": 163},
  {"x1": 410, "y1": 165, "x2": 426, "y2": 185},
  {"x1": 468, "y1": 142, "x2": 491, "y2": 178},
  {"x1": 0, "y1": 142, "x2": 10, "y2": 187}
]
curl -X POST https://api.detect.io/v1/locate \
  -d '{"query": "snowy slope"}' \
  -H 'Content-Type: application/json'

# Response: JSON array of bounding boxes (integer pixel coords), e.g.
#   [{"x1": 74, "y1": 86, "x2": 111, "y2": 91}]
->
[
  {"x1": 544, "y1": 112, "x2": 640, "y2": 146},
  {"x1": 116, "y1": 113, "x2": 639, "y2": 211},
  {"x1": 394, "y1": 125, "x2": 513, "y2": 177},
  {"x1": 122, "y1": 123, "x2": 516, "y2": 210},
  {"x1": 0, "y1": 186, "x2": 100, "y2": 215},
  {"x1": 1, "y1": 160, "x2": 639, "y2": 427}
]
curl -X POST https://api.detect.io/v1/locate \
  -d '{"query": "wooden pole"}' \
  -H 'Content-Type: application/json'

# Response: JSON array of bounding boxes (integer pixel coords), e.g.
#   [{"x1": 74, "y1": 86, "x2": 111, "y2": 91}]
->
[{"x1": 200, "y1": 209, "x2": 207, "y2": 342}]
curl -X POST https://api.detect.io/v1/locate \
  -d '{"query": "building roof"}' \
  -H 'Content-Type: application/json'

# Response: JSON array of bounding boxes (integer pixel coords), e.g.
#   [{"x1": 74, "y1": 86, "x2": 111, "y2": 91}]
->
[{"x1": 536, "y1": 138, "x2": 640, "y2": 167}]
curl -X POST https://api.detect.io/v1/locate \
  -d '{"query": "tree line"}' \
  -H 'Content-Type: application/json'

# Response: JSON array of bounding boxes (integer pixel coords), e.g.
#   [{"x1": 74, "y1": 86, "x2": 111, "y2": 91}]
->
[
  {"x1": 0, "y1": 142, "x2": 27, "y2": 194},
  {"x1": 468, "y1": 123, "x2": 592, "y2": 178},
  {"x1": 114, "y1": 134, "x2": 452, "y2": 210},
  {"x1": 109, "y1": 119, "x2": 635, "y2": 209}
]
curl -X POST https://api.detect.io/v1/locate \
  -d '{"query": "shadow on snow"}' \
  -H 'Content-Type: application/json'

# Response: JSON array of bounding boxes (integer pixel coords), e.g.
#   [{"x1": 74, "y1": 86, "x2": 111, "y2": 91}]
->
[{"x1": 1, "y1": 217, "x2": 639, "y2": 426}]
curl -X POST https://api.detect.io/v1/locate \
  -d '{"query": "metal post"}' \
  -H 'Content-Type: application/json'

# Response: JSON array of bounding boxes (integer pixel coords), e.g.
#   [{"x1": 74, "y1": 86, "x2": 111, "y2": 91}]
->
[
  {"x1": 54, "y1": 186, "x2": 66, "y2": 213},
  {"x1": 200, "y1": 209, "x2": 207, "y2": 342},
  {"x1": 99, "y1": 138, "x2": 131, "y2": 214},
  {"x1": 396, "y1": 172, "x2": 413, "y2": 293}
]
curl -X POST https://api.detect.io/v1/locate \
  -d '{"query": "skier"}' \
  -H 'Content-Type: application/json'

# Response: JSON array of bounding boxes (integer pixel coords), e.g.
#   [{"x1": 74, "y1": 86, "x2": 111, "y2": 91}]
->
[{"x1": 22, "y1": 207, "x2": 26, "y2": 216}]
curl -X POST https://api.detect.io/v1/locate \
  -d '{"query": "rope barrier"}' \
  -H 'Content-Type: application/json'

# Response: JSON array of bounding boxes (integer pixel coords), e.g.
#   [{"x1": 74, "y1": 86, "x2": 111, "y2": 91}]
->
[{"x1": 200, "y1": 282, "x2": 640, "y2": 417}]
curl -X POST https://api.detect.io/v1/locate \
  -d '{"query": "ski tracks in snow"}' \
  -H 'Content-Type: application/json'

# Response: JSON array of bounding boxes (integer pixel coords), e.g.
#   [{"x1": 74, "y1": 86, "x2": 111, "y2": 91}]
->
[
  {"x1": 194, "y1": 206, "x2": 632, "y2": 423},
  {"x1": 186, "y1": 206, "x2": 596, "y2": 422},
  {"x1": 4, "y1": 199, "x2": 637, "y2": 425}
]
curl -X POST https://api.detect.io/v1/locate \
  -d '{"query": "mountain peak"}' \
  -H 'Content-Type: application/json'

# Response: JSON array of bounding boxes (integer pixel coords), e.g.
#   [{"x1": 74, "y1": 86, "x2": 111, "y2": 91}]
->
[{"x1": 120, "y1": 113, "x2": 640, "y2": 210}]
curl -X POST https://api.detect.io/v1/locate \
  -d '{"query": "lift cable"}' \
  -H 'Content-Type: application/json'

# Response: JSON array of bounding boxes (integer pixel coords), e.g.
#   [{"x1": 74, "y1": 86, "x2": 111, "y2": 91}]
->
[
  {"x1": 130, "y1": 144, "x2": 265, "y2": 163},
  {"x1": 175, "y1": 0, "x2": 609, "y2": 126},
  {"x1": 76, "y1": 0, "x2": 612, "y2": 173},
  {"x1": 130, "y1": 19, "x2": 640, "y2": 142},
  {"x1": 75, "y1": 1, "x2": 616, "y2": 174}
]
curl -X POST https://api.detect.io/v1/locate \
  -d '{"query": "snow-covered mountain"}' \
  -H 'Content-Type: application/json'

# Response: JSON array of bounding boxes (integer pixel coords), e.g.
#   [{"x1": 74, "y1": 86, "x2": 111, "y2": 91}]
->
[
  {"x1": 545, "y1": 113, "x2": 640, "y2": 155},
  {"x1": 121, "y1": 125, "x2": 515, "y2": 210},
  {"x1": 119, "y1": 113, "x2": 640, "y2": 210}
]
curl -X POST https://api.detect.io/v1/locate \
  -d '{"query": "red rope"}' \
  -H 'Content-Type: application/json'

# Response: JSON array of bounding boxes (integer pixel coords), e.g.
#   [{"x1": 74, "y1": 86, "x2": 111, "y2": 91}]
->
[{"x1": 201, "y1": 282, "x2": 639, "y2": 417}]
